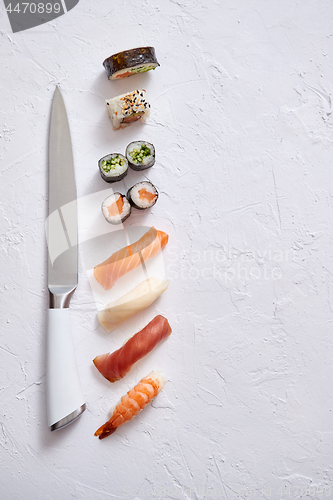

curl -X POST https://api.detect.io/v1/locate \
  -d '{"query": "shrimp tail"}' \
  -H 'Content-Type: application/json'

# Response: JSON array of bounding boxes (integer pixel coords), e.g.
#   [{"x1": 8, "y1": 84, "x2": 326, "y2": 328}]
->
[{"x1": 94, "y1": 422, "x2": 117, "y2": 439}]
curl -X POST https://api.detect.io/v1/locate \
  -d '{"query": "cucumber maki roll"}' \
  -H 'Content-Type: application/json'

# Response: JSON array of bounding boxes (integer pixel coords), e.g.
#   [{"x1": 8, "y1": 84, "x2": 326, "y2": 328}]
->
[
  {"x1": 126, "y1": 141, "x2": 155, "y2": 171},
  {"x1": 127, "y1": 181, "x2": 158, "y2": 210},
  {"x1": 102, "y1": 192, "x2": 131, "y2": 225},
  {"x1": 106, "y1": 90, "x2": 150, "y2": 130},
  {"x1": 98, "y1": 153, "x2": 128, "y2": 182},
  {"x1": 103, "y1": 47, "x2": 160, "y2": 80}
]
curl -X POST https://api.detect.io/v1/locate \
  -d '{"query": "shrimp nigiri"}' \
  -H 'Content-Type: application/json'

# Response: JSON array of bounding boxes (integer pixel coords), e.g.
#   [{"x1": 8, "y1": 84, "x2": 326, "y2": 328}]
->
[
  {"x1": 93, "y1": 315, "x2": 172, "y2": 382},
  {"x1": 94, "y1": 227, "x2": 169, "y2": 290},
  {"x1": 94, "y1": 370, "x2": 166, "y2": 439}
]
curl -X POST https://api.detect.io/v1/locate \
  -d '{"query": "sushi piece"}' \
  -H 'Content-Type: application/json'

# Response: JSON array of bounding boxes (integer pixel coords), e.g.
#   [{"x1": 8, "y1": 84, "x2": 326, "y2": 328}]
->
[
  {"x1": 94, "y1": 226, "x2": 168, "y2": 290},
  {"x1": 127, "y1": 181, "x2": 158, "y2": 210},
  {"x1": 126, "y1": 141, "x2": 155, "y2": 171},
  {"x1": 101, "y1": 193, "x2": 131, "y2": 225},
  {"x1": 103, "y1": 47, "x2": 160, "y2": 80},
  {"x1": 93, "y1": 316, "x2": 172, "y2": 382},
  {"x1": 97, "y1": 277, "x2": 169, "y2": 332},
  {"x1": 94, "y1": 370, "x2": 166, "y2": 439},
  {"x1": 106, "y1": 89, "x2": 150, "y2": 130},
  {"x1": 98, "y1": 153, "x2": 128, "y2": 182}
]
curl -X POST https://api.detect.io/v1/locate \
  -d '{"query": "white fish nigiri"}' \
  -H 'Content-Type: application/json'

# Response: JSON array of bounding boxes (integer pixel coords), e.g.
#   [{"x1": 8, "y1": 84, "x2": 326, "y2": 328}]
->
[{"x1": 97, "y1": 278, "x2": 169, "y2": 332}]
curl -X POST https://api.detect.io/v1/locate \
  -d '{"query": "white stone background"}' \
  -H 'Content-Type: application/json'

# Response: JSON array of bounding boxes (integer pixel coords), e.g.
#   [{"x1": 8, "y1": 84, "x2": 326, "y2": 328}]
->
[{"x1": 1, "y1": 0, "x2": 333, "y2": 499}]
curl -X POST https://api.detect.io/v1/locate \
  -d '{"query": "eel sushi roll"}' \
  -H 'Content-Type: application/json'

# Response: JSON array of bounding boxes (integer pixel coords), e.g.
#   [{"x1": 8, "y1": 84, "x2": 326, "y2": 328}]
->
[
  {"x1": 103, "y1": 47, "x2": 160, "y2": 80},
  {"x1": 102, "y1": 192, "x2": 131, "y2": 224},
  {"x1": 126, "y1": 141, "x2": 155, "y2": 171},
  {"x1": 127, "y1": 181, "x2": 158, "y2": 210},
  {"x1": 106, "y1": 90, "x2": 150, "y2": 130},
  {"x1": 98, "y1": 153, "x2": 128, "y2": 182}
]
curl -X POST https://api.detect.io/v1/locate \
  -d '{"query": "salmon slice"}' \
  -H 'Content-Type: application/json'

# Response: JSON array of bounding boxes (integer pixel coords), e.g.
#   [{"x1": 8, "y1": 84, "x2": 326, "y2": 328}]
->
[
  {"x1": 94, "y1": 370, "x2": 166, "y2": 439},
  {"x1": 122, "y1": 112, "x2": 144, "y2": 123},
  {"x1": 115, "y1": 71, "x2": 132, "y2": 79},
  {"x1": 93, "y1": 226, "x2": 169, "y2": 290},
  {"x1": 93, "y1": 316, "x2": 172, "y2": 382},
  {"x1": 138, "y1": 188, "x2": 156, "y2": 203},
  {"x1": 107, "y1": 196, "x2": 124, "y2": 217}
]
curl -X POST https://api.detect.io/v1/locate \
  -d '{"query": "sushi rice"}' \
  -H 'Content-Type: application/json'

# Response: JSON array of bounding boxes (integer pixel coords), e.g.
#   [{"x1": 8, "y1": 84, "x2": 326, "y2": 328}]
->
[{"x1": 110, "y1": 63, "x2": 158, "y2": 79}]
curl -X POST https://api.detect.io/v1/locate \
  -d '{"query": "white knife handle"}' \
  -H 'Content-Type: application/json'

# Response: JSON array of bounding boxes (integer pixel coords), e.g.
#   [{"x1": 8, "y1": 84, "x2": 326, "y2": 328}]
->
[{"x1": 46, "y1": 308, "x2": 85, "y2": 430}]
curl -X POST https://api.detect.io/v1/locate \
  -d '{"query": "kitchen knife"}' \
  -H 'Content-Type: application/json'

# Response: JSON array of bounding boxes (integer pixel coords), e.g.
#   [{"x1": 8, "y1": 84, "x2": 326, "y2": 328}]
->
[{"x1": 46, "y1": 86, "x2": 85, "y2": 430}]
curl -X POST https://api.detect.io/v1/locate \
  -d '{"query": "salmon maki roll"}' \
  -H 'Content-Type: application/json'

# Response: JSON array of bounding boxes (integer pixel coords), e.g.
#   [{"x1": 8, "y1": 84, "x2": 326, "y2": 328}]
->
[
  {"x1": 94, "y1": 226, "x2": 168, "y2": 290},
  {"x1": 127, "y1": 181, "x2": 158, "y2": 210},
  {"x1": 101, "y1": 192, "x2": 131, "y2": 225},
  {"x1": 94, "y1": 370, "x2": 166, "y2": 439},
  {"x1": 93, "y1": 315, "x2": 172, "y2": 382},
  {"x1": 103, "y1": 47, "x2": 160, "y2": 80}
]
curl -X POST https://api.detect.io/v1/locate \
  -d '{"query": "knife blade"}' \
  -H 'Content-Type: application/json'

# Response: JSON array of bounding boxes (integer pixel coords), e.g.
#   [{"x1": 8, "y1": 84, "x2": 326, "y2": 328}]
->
[{"x1": 46, "y1": 86, "x2": 85, "y2": 430}]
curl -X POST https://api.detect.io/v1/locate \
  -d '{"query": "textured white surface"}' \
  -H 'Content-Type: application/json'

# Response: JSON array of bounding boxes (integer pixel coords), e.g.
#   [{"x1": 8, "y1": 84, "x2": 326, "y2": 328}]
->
[{"x1": 1, "y1": 0, "x2": 333, "y2": 499}]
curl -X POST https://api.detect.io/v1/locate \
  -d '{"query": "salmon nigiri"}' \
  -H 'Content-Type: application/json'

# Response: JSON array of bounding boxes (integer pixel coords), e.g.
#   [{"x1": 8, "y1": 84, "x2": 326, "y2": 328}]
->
[
  {"x1": 94, "y1": 227, "x2": 169, "y2": 290},
  {"x1": 93, "y1": 315, "x2": 172, "y2": 382},
  {"x1": 94, "y1": 370, "x2": 166, "y2": 439}
]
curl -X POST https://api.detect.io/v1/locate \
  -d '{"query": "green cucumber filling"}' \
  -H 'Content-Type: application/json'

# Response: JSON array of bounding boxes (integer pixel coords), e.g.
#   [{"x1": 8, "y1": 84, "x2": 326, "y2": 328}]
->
[
  {"x1": 129, "y1": 145, "x2": 152, "y2": 163},
  {"x1": 101, "y1": 155, "x2": 125, "y2": 173},
  {"x1": 131, "y1": 64, "x2": 156, "y2": 74}
]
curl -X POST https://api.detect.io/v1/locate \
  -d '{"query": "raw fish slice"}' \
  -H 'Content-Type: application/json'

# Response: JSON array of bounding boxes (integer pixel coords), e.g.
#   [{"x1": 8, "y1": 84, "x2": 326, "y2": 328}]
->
[
  {"x1": 97, "y1": 278, "x2": 169, "y2": 332},
  {"x1": 94, "y1": 227, "x2": 168, "y2": 290},
  {"x1": 93, "y1": 315, "x2": 172, "y2": 382},
  {"x1": 94, "y1": 370, "x2": 166, "y2": 439}
]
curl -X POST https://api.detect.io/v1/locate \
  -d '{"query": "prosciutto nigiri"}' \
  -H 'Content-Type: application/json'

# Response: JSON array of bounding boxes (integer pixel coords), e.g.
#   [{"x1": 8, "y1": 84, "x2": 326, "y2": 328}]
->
[
  {"x1": 93, "y1": 315, "x2": 172, "y2": 382},
  {"x1": 94, "y1": 227, "x2": 168, "y2": 290},
  {"x1": 97, "y1": 277, "x2": 169, "y2": 332},
  {"x1": 94, "y1": 370, "x2": 166, "y2": 439}
]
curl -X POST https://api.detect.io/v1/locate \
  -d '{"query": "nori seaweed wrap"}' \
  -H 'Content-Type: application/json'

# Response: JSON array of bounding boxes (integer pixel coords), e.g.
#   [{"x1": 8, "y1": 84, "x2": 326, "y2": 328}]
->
[{"x1": 103, "y1": 47, "x2": 160, "y2": 80}]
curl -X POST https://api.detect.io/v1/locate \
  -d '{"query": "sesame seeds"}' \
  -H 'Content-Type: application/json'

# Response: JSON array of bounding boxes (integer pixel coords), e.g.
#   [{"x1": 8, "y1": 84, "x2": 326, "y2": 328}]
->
[{"x1": 120, "y1": 90, "x2": 149, "y2": 117}]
